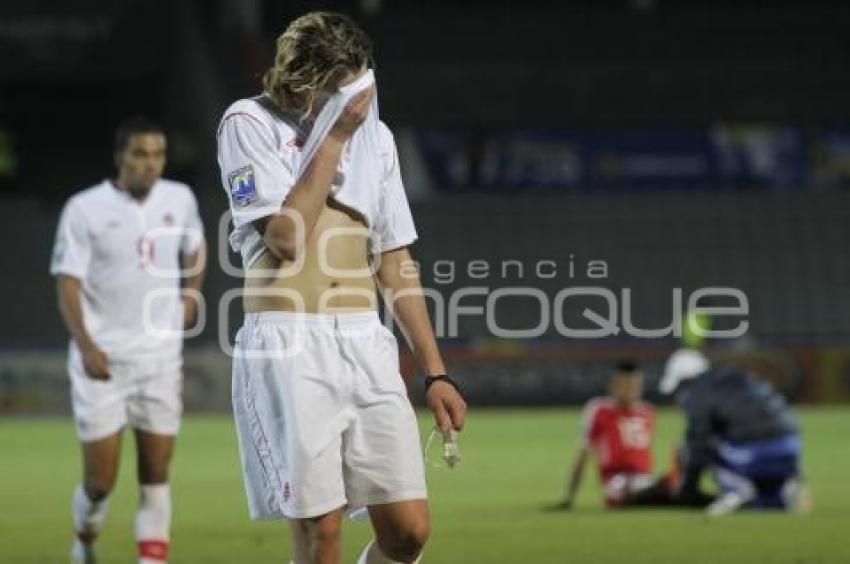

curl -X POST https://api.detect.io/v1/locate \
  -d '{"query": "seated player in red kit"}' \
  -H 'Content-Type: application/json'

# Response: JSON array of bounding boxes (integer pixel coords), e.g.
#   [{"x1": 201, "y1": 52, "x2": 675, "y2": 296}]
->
[{"x1": 553, "y1": 360, "x2": 712, "y2": 509}]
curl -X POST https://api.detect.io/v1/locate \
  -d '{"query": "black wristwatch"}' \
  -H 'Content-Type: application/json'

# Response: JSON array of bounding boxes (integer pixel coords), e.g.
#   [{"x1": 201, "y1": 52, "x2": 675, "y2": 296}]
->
[{"x1": 424, "y1": 374, "x2": 461, "y2": 394}]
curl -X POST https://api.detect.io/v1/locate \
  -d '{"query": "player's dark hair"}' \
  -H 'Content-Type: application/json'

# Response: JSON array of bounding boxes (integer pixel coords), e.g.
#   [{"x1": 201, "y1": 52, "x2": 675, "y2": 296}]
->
[
  {"x1": 114, "y1": 116, "x2": 164, "y2": 153},
  {"x1": 615, "y1": 359, "x2": 641, "y2": 375}
]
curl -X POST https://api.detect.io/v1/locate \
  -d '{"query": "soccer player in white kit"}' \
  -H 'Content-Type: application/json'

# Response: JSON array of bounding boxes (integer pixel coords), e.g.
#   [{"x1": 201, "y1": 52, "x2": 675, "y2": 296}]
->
[
  {"x1": 217, "y1": 12, "x2": 466, "y2": 564},
  {"x1": 51, "y1": 117, "x2": 206, "y2": 564}
]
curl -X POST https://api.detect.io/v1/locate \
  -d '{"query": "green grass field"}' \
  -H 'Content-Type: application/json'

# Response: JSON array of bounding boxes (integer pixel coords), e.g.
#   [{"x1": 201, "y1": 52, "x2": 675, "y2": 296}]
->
[{"x1": 2, "y1": 407, "x2": 849, "y2": 563}]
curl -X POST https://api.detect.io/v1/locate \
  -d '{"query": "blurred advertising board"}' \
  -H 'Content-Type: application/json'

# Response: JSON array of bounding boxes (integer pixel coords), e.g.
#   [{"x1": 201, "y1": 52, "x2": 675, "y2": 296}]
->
[{"x1": 413, "y1": 126, "x2": 807, "y2": 191}]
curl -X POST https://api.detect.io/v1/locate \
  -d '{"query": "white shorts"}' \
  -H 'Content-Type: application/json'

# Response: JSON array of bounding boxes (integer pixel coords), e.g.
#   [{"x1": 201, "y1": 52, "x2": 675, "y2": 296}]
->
[
  {"x1": 232, "y1": 311, "x2": 427, "y2": 520},
  {"x1": 68, "y1": 343, "x2": 183, "y2": 442}
]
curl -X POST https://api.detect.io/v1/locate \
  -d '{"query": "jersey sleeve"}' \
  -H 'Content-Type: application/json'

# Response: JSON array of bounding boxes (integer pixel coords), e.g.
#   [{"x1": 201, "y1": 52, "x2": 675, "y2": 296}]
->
[
  {"x1": 580, "y1": 401, "x2": 602, "y2": 447},
  {"x1": 50, "y1": 198, "x2": 91, "y2": 279},
  {"x1": 217, "y1": 113, "x2": 295, "y2": 228},
  {"x1": 180, "y1": 188, "x2": 205, "y2": 254},
  {"x1": 371, "y1": 124, "x2": 418, "y2": 254}
]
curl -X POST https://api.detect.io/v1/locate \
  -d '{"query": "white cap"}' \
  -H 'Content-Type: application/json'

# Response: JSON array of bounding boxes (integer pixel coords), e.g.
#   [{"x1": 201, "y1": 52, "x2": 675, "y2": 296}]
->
[{"x1": 659, "y1": 348, "x2": 710, "y2": 394}]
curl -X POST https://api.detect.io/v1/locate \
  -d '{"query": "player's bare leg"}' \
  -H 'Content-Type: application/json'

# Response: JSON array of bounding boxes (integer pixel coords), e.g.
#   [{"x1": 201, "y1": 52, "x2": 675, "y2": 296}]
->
[
  {"x1": 134, "y1": 428, "x2": 174, "y2": 484},
  {"x1": 72, "y1": 432, "x2": 123, "y2": 563},
  {"x1": 134, "y1": 429, "x2": 175, "y2": 563},
  {"x1": 288, "y1": 509, "x2": 343, "y2": 564},
  {"x1": 358, "y1": 500, "x2": 430, "y2": 563}
]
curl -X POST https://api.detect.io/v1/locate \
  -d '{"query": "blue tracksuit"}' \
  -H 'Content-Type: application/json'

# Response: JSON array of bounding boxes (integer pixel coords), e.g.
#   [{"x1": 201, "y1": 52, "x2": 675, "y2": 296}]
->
[{"x1": 678, "y1": 366, "x2": 800, "y2": 508}]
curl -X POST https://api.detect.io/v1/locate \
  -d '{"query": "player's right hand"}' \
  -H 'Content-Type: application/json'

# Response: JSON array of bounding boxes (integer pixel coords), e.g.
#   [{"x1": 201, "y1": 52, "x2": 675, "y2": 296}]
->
[
  {"x1": 82, "y1": 346, "x2": 110, "y2": 380},
  {"x1": 543, "y1": 499, "x2": 573, "y2": 511},
  {"x1": 329, "y1": 86, "x2": 373, "y2": 142},
  {"x1": 557, "y1": 499, "x2": 573, "y2": 510},
  {"x1": 426, "y1": 380, "x2": 467, "y2": 434}
]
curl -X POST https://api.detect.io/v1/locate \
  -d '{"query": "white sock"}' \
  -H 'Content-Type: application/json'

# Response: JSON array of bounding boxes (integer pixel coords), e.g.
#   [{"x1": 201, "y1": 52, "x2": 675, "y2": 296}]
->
[
  {"x1": 356, "y1": 540, "x2": 422, "y2": 564},
  {"x1": 135, "y1": 484, "x2": 171, "y2": 563},
  {"x1": 72, "y1": 484, "x2": 110, "y2": 541}
]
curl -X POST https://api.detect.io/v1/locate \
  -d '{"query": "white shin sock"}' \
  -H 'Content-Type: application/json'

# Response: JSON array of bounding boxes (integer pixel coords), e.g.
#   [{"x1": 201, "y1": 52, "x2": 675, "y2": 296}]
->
[
  {"x1": 135, "y1": 483, "x2": 171, "y2": 563},
  {"x1": 356, "y1": 540, "x2": 422, "y2": 564},
  {"x1": 72, "y1": 484, "x2": 110, "y2": 541}
]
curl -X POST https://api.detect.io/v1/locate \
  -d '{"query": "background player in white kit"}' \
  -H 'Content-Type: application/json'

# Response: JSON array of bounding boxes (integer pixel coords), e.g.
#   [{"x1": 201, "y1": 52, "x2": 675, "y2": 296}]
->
[
  {"x1": 217, "y1": 12, "x2": 466, "y2": 564},
  {"x1": 51, "y1": 117, "x2": 206, "y2": 564}
]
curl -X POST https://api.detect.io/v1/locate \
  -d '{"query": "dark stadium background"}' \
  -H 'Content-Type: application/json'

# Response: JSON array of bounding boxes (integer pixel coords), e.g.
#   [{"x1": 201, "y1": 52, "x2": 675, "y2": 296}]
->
[{"x1": 1, "y1": 0, "x2": 849, "y2": 413}]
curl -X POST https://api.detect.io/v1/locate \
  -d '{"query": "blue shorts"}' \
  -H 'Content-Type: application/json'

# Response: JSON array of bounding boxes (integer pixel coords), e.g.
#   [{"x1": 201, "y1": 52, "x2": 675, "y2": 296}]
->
[{"x1": 715, "y1": 434, "x2": 800, "y2": 508}]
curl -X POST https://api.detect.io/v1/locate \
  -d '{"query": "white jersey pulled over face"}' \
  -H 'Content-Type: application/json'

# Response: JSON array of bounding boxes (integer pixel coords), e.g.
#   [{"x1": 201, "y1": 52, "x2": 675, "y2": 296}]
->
[
  {"x1": 216, "y1": 95, "x2": 418, "y2": 269},
  {"x1": 50, "y1": 179, "x2": 204, "y2": 363}
]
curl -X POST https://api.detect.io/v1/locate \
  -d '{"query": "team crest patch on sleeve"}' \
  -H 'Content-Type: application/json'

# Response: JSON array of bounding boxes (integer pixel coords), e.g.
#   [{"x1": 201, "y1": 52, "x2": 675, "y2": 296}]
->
[{"x1": 228, "y1": 165, "x2": 258, "y2": 208}]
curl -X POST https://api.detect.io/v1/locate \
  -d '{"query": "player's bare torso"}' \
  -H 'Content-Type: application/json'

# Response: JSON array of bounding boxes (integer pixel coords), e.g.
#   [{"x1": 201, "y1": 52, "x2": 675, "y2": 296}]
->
[{"x1": 244, "y1": 198, "x2": 377, "y2": 313}]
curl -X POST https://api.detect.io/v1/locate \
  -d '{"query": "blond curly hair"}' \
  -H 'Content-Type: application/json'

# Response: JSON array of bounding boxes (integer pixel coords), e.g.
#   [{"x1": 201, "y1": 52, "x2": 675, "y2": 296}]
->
[{"x1": 262, "y1": 12, "x2": 373, "y2": 118}]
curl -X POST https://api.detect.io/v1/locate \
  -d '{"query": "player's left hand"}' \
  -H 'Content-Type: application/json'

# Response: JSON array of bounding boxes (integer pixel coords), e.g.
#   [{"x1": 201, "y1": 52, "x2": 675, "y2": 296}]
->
[
  {"x1": 182, "y1": 294, "x2": 198, "y2": 330},
  {"x1": 425, "y1": 379, "x2": 467, "y2": 434}
]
